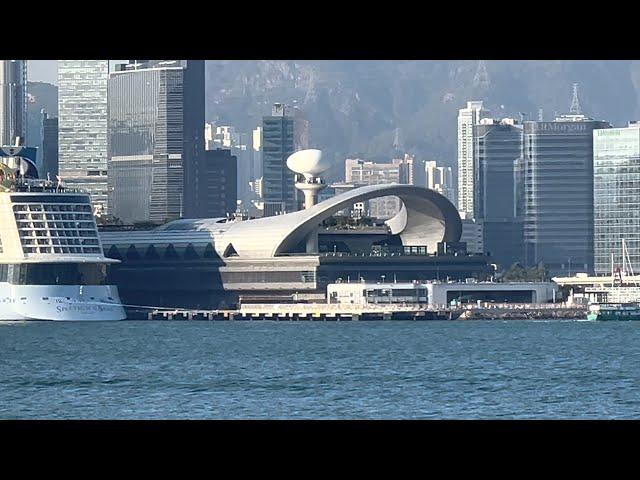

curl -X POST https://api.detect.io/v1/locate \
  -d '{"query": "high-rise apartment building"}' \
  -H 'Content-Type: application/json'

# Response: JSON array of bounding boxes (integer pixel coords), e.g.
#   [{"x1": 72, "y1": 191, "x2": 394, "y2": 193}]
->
[
  {"x1": 457, "y1": 100, "x2": 487, "y2": 215},
  {"x1": 394, "y1": 153, "x2": 424, "y2": 187},
  {"x1": 251, "y1": 125, "x2": 262, "y2": 185},
  {"x1": 0, "y1": 60, "x2": 27, "y2": 146},
  {"x1": 107, "y1": 60, "x2": 205, "y2": 223},
  {"x1": 58, "y1": 60, "x2": 109, "y2": 215},
  {"x1": 425, "y1": 160, "x2": 454, "y2": 204},
  {"x1": 593, "y1": 122, "x2": 640, "y2": 275},
  {"x1": 522, "y1": 115, "x2": 611, "y2": 275}
]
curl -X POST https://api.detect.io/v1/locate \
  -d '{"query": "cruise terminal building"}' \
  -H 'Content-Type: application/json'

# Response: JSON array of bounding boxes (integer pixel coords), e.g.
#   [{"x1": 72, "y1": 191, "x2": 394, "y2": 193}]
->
[{"x1": 100, "y1": 181, "x2": 494, "y2": 310}]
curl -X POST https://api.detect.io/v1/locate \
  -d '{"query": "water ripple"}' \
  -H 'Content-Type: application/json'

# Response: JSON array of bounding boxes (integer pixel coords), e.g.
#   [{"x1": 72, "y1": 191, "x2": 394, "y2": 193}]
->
[{"x1": 2, "y1": 320, "x2": 640, "y2": 419}]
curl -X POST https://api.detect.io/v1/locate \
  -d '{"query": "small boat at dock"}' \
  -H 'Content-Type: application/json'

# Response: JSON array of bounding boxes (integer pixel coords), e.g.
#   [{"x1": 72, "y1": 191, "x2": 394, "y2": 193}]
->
[{"x1": 586, "y1": 303, "x2": 640, "y2": 321}]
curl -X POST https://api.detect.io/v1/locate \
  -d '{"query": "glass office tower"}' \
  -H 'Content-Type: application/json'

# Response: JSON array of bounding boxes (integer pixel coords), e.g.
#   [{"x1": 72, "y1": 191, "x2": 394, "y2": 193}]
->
[
  {"x1": 108, "y1": 60, "x2": 205, "y2": 223},
  {"x1": 593, "y1": 123, "x2": 640, "y2": 275},
  {"x1": 474, "y1": 118, "x2": 524, "y2": 267},
  {"x1": 0, "y1": 60, "x2": 27, "y2": 146},
  {"x1": 262, "y1": 103, "x2": 297, "y2": 217},
  {"x1": 58, "y1": 60, "x2": 109, "y2": 215},
  {"x1": 108, "y1": 61, "x2": 184, "y2": 223},
  {"x1": 522, "y1": 115, "x2": 611, "y2": 276},
  {"x1": 41, "y1": 110, "x2": 58, "y2": 178}
]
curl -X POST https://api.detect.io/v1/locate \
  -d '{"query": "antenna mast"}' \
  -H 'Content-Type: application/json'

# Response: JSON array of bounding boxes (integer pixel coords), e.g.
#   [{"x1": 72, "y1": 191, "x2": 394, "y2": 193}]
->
[
  {"x1": 473, "y1": 60, "x2": 490, "y2": 88},
  {"x1": 570, "y1": 83, "x2": 582, "y2": 115},
  {"x1": 393, "y1": 127, "x2": 402, "y2": 152},
  {"x1": 623, "y1": 238, "x2": 636, "y2": 285}
]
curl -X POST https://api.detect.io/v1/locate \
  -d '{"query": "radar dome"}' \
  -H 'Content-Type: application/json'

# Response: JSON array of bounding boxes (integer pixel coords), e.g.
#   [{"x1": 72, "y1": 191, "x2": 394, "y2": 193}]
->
[{"x1": 286, "y1": 149, "x2": 330, "y2": 179}]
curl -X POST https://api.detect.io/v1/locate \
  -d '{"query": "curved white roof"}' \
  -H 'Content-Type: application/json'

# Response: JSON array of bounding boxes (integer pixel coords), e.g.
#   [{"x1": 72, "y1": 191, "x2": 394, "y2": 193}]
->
[
  {"x1": 219, "y1": 184, "x2": 461, "y2": 258},
  {"x1": 155, "y1": 217, "x2": 232, "y2": 232},
  {"x1": 102, "y1": 184, "x2": 461, "y2": 259}
]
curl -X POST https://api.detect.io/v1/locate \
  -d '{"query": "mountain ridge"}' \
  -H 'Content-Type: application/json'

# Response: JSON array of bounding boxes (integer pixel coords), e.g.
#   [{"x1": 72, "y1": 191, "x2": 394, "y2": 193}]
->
[
  {"x1": 25, "y1": 61, "x2": 640, "y2": 183},
  {"x1": 205, "y1": 60, "x2": 640, "y2": 180}
]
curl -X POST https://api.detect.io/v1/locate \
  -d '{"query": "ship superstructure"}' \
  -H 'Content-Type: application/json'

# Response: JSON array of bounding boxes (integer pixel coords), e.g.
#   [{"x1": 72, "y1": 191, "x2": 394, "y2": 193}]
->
[{"x1": 0, "y1": 146, "x2": 125, "y2": 320}]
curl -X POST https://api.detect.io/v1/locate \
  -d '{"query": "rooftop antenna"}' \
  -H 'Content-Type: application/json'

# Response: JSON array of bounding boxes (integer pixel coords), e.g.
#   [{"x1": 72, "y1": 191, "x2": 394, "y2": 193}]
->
[
  {"x1": 473, "y1": 60, "x2": 490, "y2": 88},
  {"x1": 570, "y1": 83, "x2": 582, "y2": 115},
  {"x1": 538, "y1": 108, "x2": 544, "y2": 122},
  {"x1": 393, "y1": 127, "x2": 402, "y2": 151}
]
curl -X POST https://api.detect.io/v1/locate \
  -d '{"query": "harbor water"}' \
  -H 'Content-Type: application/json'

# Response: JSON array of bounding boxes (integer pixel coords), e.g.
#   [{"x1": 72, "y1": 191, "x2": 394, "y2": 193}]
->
[{"x1": 2, "y1": 320, "x2": 640, "y2": 419}]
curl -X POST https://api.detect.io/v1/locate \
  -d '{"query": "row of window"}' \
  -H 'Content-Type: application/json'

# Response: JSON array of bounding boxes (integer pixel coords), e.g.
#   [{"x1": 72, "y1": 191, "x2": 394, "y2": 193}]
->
[
  {"x1": 19, "y1": 229, "x2": 97, "y2": 238},
  {"x1": 22, "y1": 246, "x2": 102, "y2": 254},
  {"x1": 13, "y1": 204, "x2": 91, "y2": 213},
  {"x1": 21, "y1": 238, "x2": 99, "y2": 246},
  {"x1": 0, "y1": 263, "x2": 107, "y2": 285},
  {"x1": 15, "y1": 214, "x2": 93, "y2": 222}
]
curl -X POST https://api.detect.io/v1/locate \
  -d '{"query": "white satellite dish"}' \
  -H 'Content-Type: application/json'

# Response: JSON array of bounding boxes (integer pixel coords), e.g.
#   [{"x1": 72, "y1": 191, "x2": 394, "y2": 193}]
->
[{"x1": 286, "y1": 149, "x2": 330, "y2": 180}]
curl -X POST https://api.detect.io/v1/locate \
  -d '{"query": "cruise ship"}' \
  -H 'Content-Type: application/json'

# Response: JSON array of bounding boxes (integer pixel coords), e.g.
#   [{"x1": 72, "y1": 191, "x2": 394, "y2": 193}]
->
[{"x1": 0, "y1": 146, "x2": 125, "y2": 321}]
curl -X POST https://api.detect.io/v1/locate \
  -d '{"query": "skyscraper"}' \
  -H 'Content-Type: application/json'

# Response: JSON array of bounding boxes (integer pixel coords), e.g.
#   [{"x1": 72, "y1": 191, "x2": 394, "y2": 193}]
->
[
  {"x1": 262, "y1": 103, "x2": 297, "y2": 216},
  {"x1": 204, "y1": 124, "x2": 254, "y2": 207},
  {"x1": 457, "y1": 100, "x2": 487, "y2": 216},
  {"x1": 395, "y1": 153, "x2": 424, "y2": 187},
  {"x1": 0, "y1": 60, "x2": 27, "y2": 146},
  {"x1": 178, "y1": 60, "x2": 206, "y2": 218},
  {"x1": 107, "y1": 60, "x2": 205, "y2": 223},
  {"x1": 41, "y1": 110, "x2": 58, "y2": 179},
  {"x1": 252, "y1": 125, "x2": 262, "y2": 186},
  {"x1": 58, "y1": 60, "x2": 109, "y2": 215},
  {"x1": 522, "y1": 115, "x2": 611, "y2": 275},
  {"x1": 425, "y1": 160, "x2": 454, "y2": 204},
  {"x1": 474, "y1": 117, "x2": 524, "y2": 267},
  {"x1": 201, "y1": 149, "x2": 237, "y2": 218},
  {"x1": 593, "y1": 122, "x2": 640, "y2": 275}
]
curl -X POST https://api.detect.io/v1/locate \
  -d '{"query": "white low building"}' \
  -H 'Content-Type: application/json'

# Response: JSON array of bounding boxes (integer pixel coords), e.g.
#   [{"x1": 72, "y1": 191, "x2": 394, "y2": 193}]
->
[{"x1": 327, "y1": 280, "x2": 558, "y2": 307}]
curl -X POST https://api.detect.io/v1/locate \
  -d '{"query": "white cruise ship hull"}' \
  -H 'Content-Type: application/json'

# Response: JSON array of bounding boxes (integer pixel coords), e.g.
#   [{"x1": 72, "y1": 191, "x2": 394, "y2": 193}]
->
[{"x1": 0, "y1": 283, "x2": 126, "y2": 321}]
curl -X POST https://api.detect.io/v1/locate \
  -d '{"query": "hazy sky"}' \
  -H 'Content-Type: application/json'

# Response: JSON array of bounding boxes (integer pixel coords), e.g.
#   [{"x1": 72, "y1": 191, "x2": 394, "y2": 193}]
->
[
  {"x1": 27, "y1": 60, "x2": 126, "y2": 85},
  {"x1": 28, "y1": 60, "x2": 57, "y2": 84}
]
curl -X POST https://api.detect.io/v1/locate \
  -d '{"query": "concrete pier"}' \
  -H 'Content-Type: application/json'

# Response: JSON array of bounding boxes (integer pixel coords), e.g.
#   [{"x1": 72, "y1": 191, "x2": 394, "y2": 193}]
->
[
  {"x1": 141, "y1": 304, "x2": 457, "y2": 321},
  {"x1": 137, "y1": 302, "x2": 587, "y2": 321}
]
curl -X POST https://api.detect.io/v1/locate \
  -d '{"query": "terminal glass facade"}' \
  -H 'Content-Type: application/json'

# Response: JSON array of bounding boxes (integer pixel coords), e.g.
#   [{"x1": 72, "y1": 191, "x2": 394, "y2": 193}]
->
[{"x1": 593, "y1": 126, "x2": 640, "y2": 274}]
